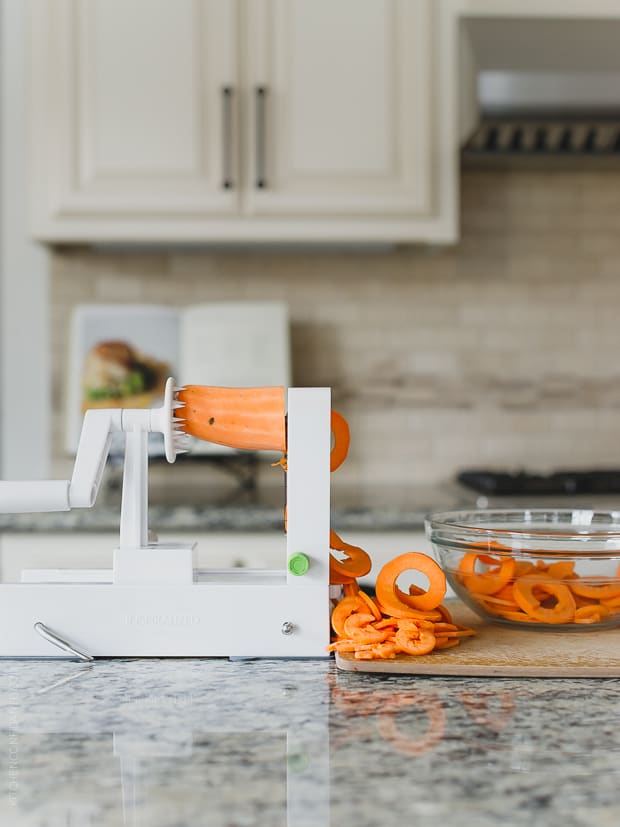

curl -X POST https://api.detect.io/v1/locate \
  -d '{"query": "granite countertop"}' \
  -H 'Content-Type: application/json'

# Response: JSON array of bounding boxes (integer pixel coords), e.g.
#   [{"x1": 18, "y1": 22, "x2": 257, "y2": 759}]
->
[
  {"x1": 3, "y1": 480, "x2": 620, "y2": 535},
  {"x1": 0, "y1": 482, "x2": 472, "y2": 534},
  {"x1": 1, "y1": 658, "x2": 618, "y2": 826}
]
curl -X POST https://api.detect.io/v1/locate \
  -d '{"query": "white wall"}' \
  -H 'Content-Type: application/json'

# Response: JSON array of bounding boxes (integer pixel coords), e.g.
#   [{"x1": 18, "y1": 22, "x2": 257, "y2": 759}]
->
[{"x1": 1, "y1": 0, "x2": 50, "y2": 478}]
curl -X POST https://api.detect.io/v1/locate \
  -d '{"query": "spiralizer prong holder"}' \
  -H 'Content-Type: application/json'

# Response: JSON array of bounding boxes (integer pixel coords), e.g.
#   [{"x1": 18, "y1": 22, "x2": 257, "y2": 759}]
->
[{"x1": 0, "y1": 382, "x2": 331, "y2": 658}]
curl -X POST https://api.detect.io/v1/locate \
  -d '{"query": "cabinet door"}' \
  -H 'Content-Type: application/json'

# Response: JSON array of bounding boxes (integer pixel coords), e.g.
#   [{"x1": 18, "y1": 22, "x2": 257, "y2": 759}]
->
[
  {"x1": 245, "y1": 0, "x2": 433, "y2": 218},
  {"x1": 31, "y1": 0, "x2": 240, "y2": 240}
]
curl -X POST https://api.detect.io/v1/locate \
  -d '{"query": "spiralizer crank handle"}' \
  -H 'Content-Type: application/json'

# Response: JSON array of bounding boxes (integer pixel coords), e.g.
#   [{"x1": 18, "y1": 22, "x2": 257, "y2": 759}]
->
[
  {"x1": 0, "y1": 378, "x2": 186, "y2": 517},
  {"x1": 0, "y1": 480, "x2": 70, "y2": 513}
]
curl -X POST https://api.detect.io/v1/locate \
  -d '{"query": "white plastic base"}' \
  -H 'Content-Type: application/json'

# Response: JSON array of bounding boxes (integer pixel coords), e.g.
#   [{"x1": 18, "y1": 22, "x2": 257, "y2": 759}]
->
[{"x1": 0, "y1": 574, "x2": 330, "y2": 658}]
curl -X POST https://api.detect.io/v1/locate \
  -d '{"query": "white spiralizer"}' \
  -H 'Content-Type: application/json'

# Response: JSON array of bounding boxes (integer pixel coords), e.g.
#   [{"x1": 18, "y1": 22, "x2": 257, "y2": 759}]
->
[{"x1": 0, "y1": 382, "x2": 331, "y2": 658}]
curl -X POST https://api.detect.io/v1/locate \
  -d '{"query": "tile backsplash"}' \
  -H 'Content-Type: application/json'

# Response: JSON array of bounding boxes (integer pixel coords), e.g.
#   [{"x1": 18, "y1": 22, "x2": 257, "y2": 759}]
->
[{"x1": 50, "y1": 168, "x2": 620, "y2": 496}]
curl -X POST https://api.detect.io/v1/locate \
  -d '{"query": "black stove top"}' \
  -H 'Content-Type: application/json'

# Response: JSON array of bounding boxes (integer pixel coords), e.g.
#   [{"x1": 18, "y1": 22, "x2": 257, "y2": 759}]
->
[{"x1": 457, "y1": 470, "x2": 620, "y2": 497}]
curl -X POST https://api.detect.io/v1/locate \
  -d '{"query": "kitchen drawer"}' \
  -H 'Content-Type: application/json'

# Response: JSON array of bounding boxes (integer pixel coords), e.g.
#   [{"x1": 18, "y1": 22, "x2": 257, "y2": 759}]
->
[
  {"x1": 0, "y1": 533, "x2": 115, "y2": 583},
  {"x1": 0, "y1": 530, "x2": 454, "y2": 595},
  {"x1": 0, "y1": 532, "x2": 287, "y2": 583}
]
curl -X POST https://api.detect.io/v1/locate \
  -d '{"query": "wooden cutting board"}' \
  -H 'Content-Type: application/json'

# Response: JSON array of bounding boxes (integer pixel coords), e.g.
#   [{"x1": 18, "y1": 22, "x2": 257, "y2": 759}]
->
[{"x1": 336, "y1": 602, "x2": 620, "y2": 677}]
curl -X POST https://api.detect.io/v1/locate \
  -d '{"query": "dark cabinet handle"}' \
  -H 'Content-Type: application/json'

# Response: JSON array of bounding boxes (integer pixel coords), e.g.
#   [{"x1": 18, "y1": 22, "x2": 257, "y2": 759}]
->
[
  {"x1": 255, "y1": 86, "x2": 267, "y2": 189},
  {"x1": 221, "y1": 86, "x2": 234, "y2": 189}
]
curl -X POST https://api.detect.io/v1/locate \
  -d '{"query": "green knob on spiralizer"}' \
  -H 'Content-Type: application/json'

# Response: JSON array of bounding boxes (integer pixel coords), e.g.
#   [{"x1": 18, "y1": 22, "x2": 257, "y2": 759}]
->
[{"x1": 288, "y1": 553, "x2": 310, "y2": 576}]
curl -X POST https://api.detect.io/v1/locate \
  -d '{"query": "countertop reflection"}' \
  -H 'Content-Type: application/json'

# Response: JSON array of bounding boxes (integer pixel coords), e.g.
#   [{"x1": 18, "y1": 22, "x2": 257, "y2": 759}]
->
[{"x1": 1, "y1": 659, "x2": 619, "y2": 826}]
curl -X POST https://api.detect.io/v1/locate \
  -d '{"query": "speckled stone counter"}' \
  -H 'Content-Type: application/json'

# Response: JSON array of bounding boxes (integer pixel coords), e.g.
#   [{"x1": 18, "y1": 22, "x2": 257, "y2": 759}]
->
[
  {"x1": 1, "y1": 658, "x2": 618, "y2": 826},
  {"x1": 0, "y1": 502, "x2": 435, "y2": 533},
  {"x1": 3, "y1": 482, "x2": 620, "y2": 535},
  {"x1": 0, "y1": 482, "x2": 471, "y2": 533}
]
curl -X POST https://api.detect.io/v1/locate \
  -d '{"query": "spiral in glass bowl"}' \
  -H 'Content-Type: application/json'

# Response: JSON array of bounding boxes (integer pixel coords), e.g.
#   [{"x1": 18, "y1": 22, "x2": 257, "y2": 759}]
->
[{"x1": 425, "y1": 509, "x2": 620, "y2": 631}]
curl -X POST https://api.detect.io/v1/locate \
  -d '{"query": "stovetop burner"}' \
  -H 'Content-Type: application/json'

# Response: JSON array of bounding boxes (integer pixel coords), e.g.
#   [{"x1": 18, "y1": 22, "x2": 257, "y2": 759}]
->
[{"x1": 457, "y1": 470, "x2": 620, "y2": 497}]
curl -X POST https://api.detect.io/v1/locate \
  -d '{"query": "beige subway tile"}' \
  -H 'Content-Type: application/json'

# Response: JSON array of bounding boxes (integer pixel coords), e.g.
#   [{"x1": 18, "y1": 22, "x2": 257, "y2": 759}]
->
[{"x1": 48, "y1": 168, "x2": 620, "y2": 483}]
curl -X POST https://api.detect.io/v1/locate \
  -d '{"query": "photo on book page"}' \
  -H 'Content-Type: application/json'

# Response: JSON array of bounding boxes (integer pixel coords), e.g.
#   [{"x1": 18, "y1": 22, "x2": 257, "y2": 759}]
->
[{"x1": 66, "y1": 305, "x2": 179, "y2": 456}]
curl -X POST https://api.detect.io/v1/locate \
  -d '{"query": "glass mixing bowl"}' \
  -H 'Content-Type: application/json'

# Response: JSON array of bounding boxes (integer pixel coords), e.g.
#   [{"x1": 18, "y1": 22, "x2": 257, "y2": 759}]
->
[{"x1": 425, "y1": 509, "x2": 620, "y2": 631}]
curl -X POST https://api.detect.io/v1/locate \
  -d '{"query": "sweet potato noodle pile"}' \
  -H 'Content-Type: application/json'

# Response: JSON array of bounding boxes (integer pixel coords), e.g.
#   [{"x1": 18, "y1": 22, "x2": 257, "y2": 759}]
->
[
  {"x1": 263, "y1": 405, "x2": 476, "y2": 659},
  {"x1": 328, "y1": 553, "x2": 476, "y2": 660},
  {"x1": 323, "y1": 411, "x2": 475, "y2": 660}
]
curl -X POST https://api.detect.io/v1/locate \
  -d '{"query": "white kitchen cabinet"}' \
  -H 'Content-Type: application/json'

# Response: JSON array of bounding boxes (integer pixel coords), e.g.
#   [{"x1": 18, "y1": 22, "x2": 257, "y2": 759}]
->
[{"x1": 29, "y1": 0, "x2": 457, "y2": 243}]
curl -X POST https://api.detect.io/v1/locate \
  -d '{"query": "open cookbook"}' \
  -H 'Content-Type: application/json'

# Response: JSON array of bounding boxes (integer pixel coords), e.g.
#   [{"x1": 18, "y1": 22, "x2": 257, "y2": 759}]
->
[{"x1": 66, "y1": 302, "x2": 291, "y2": 456}]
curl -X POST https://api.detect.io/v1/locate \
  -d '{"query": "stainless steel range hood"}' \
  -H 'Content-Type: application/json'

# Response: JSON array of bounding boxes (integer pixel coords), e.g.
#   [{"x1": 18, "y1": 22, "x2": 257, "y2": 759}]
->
[{"x1": 461, "y1": 17, "x2": 620, "y2": 157}]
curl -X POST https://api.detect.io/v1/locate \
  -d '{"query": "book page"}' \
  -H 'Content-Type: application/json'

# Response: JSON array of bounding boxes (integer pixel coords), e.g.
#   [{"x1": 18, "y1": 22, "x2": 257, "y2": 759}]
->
[{"x1": 178, "y1": 302, "x2": 291, "y2": 454}]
